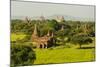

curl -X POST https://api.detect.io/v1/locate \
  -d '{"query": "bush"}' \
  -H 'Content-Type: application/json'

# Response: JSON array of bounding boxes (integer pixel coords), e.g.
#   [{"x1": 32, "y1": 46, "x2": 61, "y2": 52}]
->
[
  {"x1": 11, "y1": 44, "x2": 36, "y2": 66},
  {"x1": 70, "y1": 34, "x2": 93, "y2": 48}
]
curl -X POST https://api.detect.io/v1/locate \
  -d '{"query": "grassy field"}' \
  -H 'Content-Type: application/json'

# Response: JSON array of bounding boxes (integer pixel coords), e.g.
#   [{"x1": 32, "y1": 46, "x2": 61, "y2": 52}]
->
[
  {"x1": 11, "y1": 33, "x2": 27, "y2": 41},
  {"x1": 33, "y1": 46, "x2": 95, "y2": 65},
  {"x1": 11, "y1": 33, "x2": 95, "y2": 65}
]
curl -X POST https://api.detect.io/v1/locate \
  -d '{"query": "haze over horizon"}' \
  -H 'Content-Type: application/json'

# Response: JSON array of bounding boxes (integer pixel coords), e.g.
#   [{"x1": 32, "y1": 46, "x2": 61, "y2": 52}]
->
[{"x1": 11, "y1": 1, "x2": 95, "y2": 21}]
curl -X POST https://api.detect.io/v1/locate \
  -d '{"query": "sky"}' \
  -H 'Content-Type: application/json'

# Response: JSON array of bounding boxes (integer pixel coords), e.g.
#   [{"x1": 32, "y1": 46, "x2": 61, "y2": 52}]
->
[{"x1": 11, "y1": 1, "x2": 95, "y2": 21}]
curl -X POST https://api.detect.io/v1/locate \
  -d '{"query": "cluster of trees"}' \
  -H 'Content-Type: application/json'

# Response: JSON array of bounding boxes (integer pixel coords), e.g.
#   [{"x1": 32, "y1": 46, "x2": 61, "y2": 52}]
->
[
  {"x1": 11, "y1": 19, "x2": 95, "y2": 47},
  {"x1": 11, "y1": 44, "x2": 36, "y2": 66},
  {"x1": 11, "y1": 19, "x2": 95, "y2": 36}
]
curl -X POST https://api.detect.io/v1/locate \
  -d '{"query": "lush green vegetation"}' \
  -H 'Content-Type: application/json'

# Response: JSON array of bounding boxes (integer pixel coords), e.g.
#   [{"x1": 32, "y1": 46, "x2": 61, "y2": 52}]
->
[
  {"x1": 34, "y1": 46, "x2": 95, "y2": 64},
  {"x1": 11, "y1": 44, "x2": 36, "y2": 66},
  {"x1": 11, "y1": 33, "x2": 26, "y2": 41},
  {"x1": 11, "y1": 18, "x2": 95, "y2": 66},
  {"x1": 11, "y1": 19, "x2": 95, "y2": 37}
]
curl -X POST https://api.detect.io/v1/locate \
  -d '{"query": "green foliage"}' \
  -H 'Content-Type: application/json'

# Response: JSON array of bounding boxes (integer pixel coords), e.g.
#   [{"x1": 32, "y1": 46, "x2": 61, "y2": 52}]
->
[
  {"x1": 11, "y1": 44, "x2": 36, "y2": 66},
  {"x1": 70, "y1": 34, "x2": 93, "y2": 48},
  {"x1": 11, "y1": 19, "x2": 95, "y2": 48},
  {"x1": 34, "y1": 47, "x2": 95, "y2": 64},
  {"x1": 11, "y1": 19, "x2": 95, "y2": 36}
]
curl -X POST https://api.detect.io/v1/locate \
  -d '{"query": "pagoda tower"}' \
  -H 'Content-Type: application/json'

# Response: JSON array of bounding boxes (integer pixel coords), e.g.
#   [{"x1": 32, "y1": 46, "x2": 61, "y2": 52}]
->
[
  {"x1": 56, "y1": 16, "x2": 65, "y2": 22},
  {"x1": 32, "y1": 24, "x2": 38, "y2": 37}
]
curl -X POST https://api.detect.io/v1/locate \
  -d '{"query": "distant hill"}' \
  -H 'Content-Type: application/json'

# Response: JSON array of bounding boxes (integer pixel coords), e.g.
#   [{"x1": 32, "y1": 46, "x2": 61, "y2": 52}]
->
[
  {"x1": 47, "y1": 15, "x2": 94, "y2": 21},
  {"x1": 11, "y1": 15, "x2": 94, "y2": 21}
]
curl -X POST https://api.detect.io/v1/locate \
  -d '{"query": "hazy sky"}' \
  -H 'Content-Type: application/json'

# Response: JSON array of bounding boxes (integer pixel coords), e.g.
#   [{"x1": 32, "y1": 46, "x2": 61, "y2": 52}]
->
[{"x1": 11, "y1": 1, "x2": 95, "y2": 20}]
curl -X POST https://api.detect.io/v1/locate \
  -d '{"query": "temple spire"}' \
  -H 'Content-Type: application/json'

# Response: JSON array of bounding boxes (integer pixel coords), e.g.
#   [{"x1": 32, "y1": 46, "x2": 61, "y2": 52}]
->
[
  {"x1": 47, "y1": 30, "x2": 50, "y2": 36},
  {"x1": 33, "y1": 24, "x2": 38, "y2": 36},
  {"x1": 25, "y1": 16, "x2": 31, "y2": 23},
  {"x1": 61, "y1": 25, "x2": 64, "y2": 31},
  {"x1": 51, "y1": 32, "x2": 54, "y2": 37}
]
